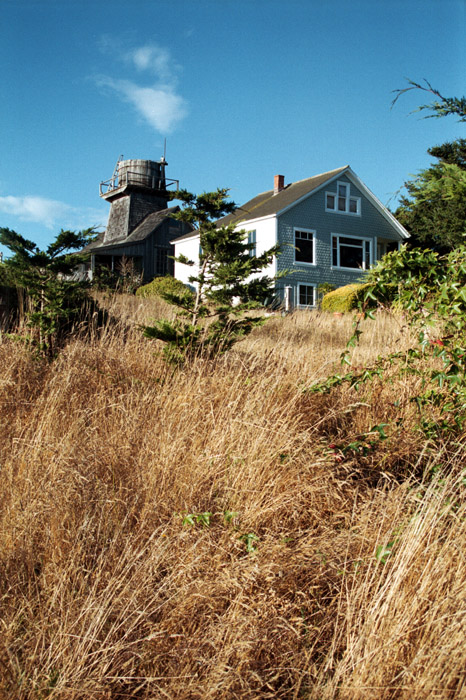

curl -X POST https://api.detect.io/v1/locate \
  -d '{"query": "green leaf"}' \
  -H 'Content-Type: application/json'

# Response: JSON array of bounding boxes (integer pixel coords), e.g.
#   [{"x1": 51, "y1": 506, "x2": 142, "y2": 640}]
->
[{"x1": 376, "y1": 541, "x2": 396, "y2": 564}]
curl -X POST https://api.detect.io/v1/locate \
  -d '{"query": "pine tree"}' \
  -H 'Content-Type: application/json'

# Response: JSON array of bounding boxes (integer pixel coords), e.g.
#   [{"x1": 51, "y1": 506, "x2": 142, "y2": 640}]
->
[
  {"x1": 141, "y1": 188, "x2": 280, "y2": 363},
  {"x1": 0, "y1": 227, "x2": 95, "y2": 357}
]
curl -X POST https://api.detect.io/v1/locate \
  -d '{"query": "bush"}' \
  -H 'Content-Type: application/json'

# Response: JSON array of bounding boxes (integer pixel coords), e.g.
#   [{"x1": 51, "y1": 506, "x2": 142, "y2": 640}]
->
[
  {"x1": 316, "y1": 282, "x2": 336, "y2": 309},
  {"x1": 321, "y1": 283, "x2": 372, "y2": 313},
  {"x1": 136, "y1": 276, "x2": 194, "y2": 300}
]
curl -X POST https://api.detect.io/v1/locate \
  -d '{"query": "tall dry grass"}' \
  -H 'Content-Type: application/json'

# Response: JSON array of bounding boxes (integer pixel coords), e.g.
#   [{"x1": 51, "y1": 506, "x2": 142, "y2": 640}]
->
[{"x1": 0, "y1": 296, "x2": 465, "y2": 699}]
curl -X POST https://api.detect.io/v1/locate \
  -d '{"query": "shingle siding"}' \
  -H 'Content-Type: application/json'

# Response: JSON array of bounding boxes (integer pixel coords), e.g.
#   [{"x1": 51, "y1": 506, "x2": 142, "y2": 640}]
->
[
  {"x1": 172, "y1": 168, "x2": 408, "y2": 308},
  {"x1": 275, "y1": 174, "x2": 400, "y2": 305}
]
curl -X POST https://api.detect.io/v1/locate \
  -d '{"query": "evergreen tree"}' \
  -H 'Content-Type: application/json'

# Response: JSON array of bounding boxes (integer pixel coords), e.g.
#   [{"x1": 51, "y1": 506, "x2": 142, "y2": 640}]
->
[
  {"x1": 392, "y1": 80, "x2": 466, "y2": 252},
  {"x1": 0, "y1": 227, "x2": 95, "y2": 357},
  {"x1": 141, "y1": 188, "x2": 280, "y2": 363},
  {"x1": 395, "y1": 148, "x2": 466, "y2": 252}
]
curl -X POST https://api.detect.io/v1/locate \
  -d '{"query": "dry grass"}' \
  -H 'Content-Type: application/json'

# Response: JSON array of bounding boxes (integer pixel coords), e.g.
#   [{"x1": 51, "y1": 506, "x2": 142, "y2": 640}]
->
[{"x1": 0, "y1": 297, "x2": 465, "y2": 699}]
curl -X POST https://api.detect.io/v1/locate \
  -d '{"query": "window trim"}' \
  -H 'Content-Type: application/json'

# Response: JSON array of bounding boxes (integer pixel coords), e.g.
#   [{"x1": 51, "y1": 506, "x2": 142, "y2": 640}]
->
[
  {"x1": 294, "y1": 227, "x2": 316, "y2": 266},
  {"x1": 331, "y1": 233, "x2": 372, "y2": 271},
  {"x1": 325, "y1": 180, "x2": 361, "y2": 216},
  {"x1": 297, "y1": 283, "x2": 316, "y2": 309}
]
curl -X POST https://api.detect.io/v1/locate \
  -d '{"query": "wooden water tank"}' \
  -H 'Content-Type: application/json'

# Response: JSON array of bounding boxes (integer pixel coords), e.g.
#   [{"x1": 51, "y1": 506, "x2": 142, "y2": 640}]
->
[{"x1": 117, "y1": 159, "x2": 163, "y2": 190}]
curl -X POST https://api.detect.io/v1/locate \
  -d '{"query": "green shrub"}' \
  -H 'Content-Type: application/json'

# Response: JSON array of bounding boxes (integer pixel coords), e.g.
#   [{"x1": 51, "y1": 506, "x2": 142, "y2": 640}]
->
[
  {"x1": 321, "y1": 283, "x2": 372, "y2": 313},
  {"x1": 136, "y1": 276, "x2": 194, "y2": 300},
  {"x1": 316, "y1": 283, "x2": 336, "y2": 309}
]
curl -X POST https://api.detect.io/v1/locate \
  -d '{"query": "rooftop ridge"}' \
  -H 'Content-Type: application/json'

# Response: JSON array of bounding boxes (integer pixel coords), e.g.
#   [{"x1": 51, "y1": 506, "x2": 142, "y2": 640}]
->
[{"x1": 243, "y1": 165, "x2": 349, "y2": 200}]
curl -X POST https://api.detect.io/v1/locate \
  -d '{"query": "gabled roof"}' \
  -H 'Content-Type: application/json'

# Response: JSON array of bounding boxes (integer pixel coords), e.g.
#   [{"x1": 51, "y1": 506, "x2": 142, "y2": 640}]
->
[
  {"x1": 170, "y1": 166, "x2": 348, "y2": 245},
  {"x1": 83, "y1": 206, "x2": 181, "y2": 252},
  {"x1": 217, "y1": 166, "x2": 349, "y2": 227},
  {"x1": 171, "y1": 165, "x2": 410, "y2": 243}
]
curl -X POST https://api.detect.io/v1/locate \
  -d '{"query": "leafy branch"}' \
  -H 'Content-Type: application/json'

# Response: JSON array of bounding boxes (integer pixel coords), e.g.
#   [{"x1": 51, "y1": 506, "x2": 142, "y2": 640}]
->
[{"x1": 391, "y1": 78, "x2": 466, "y2": 122}]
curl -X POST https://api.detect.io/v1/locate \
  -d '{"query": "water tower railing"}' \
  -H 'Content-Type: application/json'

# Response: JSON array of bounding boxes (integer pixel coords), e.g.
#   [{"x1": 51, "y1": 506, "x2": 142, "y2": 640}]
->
[{"x1": 100, "y1": 172, "x2": 179, "y2": 196}]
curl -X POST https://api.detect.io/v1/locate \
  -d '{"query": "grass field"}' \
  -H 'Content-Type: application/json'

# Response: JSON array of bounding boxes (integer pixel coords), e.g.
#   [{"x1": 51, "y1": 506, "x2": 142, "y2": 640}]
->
[{"x1": 1, "y1": 295, "x2": 465, "y2": 699}]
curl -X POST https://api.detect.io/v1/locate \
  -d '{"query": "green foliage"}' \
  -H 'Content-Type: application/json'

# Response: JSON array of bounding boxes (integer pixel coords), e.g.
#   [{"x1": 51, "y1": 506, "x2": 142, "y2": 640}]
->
[
  {"x1": 310, "y1": 245, "x2": 466, "y2": 464},
  {"x1": 223, "y1": 510, "x2": 239, "y2": 524},
  {"x1": 136, "y1": 275, "x2": 194, "y2": 301},
  {"x1": 0, "y1": 227, "x2": 94, "y2": 358},
  {"x1": 239, "y1": 532, "x2": 259, "y2": 553},
  {"x1": 321, "y1": 283, "x2": 373, "y2": 313},
  {"x1": 141, "y1": 188, "x2": 280, "y2": 363},
  {"x1": 317, "y1": 282, "x2": 336, "y2": 296},
  {"x1": 391, "y1": 79, "x2": 466, "y2": 122},
  {"x1": 392, "y1": 80, "x2": 466, "y2": 251},
  {"x1": 364, "y1": 244, "x2": 466, "y2": 322},
  {"x1": 375, "y1": 540, "x2": 396, "y2": 565},
  {"x1": 182, "y1": 511, "x2": 212, "y2": 527},
  {"x1": 396, "y1": 156, "x2": 466, "y2": 252},
  {"x1": 428, "y1": 138, "x2": 466, "y2": 167},
  {"x1": 316, "y1": 282, "x2": 336, "y2": 309},
  {"x1": 365, "y1": 244, "x2": 441, "y2": 311}
]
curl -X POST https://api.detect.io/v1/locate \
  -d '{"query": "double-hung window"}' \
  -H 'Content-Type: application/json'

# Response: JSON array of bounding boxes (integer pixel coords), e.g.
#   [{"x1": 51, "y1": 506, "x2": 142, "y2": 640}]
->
[
  {"x1": 332, "y1": 234, "x2": 371, "y2": 270},
  {"x1": 294, "y1": 228, "x2": 315, "y2": 265},
  {"x1": 326, "y1": 181, "x2": 360, "y2": 215},
  {"x1": 298, "y1": 284, "x2": 316, "y2": 308}
]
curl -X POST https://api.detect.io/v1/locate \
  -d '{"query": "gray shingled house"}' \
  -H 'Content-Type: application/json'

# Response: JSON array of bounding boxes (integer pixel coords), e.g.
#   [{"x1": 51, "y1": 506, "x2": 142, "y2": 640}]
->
[
  {"x1": 172, "y1": 166, "x2": 410, "y2": 309},
  {"x1": 83, "y1": 158, "x2": 194, "y2": 282}
]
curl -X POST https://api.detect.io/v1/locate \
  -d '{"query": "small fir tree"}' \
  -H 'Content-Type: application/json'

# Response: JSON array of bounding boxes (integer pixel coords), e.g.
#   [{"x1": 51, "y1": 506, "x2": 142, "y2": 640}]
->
[
  {"x1": 0, "y1": 227, "x2": 95, "y2": 357},
  {"x1": 141, "y1": 188, "x2": 280, "y2": 362}
]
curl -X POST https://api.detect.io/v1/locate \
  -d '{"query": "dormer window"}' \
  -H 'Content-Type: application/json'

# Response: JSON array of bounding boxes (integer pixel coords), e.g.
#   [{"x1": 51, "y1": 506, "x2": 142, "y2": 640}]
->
[{"x1": 326, "y1": 181, "x2": 361, "y2": 215}]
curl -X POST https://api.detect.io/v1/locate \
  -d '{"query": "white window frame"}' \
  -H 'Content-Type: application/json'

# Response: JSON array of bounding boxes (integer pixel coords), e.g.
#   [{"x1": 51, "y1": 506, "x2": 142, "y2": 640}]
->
[
  {"x1": 325, "y1": 180, "x2": 361, "y2": 216},
  {"x1": 331, "y1": 233, "x2": 372, "y2": 271},
  {"x1": 297, "y1": 283, "x2": 316, "y2": 309},
  {"x1": 294, "y1": 227, "x2": 316, "y2": 266}
]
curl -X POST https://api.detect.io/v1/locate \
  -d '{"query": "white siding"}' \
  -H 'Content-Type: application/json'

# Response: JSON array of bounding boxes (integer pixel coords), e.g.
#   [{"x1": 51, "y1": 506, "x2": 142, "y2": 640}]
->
[
  {"x1": 238, "y1": 216, "x2": 277, "y2": 278},
  {"x1": 173, "y1": 236, "x2": 200, "y2": 288},
  {"x1": 173, "y1": 216, "x2": 277, "y2": 289}
]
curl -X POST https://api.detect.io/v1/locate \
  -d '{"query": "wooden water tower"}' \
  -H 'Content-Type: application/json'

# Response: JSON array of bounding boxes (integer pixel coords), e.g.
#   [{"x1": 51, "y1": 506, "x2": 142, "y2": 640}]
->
[{"x1": 100, "y1": 156, "x2": 178, "y2": 243}]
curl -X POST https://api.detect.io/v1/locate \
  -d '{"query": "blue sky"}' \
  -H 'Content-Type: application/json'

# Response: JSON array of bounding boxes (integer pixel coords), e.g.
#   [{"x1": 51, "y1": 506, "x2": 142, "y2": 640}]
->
[{"x1": 0, "y1": 0, "x2": 464, "y2": 255}]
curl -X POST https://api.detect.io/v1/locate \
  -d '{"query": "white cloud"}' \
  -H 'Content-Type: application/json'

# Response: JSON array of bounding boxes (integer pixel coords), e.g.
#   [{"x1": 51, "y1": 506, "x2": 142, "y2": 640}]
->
[
  {"x1": 0, "y1": 195, "x2": 105, "y2": 230},
  {"x1": 98, "y1": 77, "x2": 187, "y2": 134},
  {"x1": 0, "y1": 195, "x2": 69, "y2": 227},
  {"x1": 126, "y1": 45, "x2": 177, "y2": 82},
  {"x1": 96, "y1": 39, "x2": 188, "y2": 135}
]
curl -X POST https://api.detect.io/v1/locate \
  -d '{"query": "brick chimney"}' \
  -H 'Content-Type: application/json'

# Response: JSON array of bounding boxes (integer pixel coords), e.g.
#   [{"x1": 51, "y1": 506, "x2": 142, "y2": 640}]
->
[{"x1": 274, "y1": 174, "x2": 285, "y2": 195}]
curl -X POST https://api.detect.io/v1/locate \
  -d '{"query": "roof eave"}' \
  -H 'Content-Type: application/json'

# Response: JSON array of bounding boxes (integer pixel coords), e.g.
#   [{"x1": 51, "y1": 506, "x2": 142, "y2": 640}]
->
[
  {"x1": 90, "y1": 240, "x2": 146, "y2": 253},
  {"x1": 231, "y1": 213, "x2": 277, "y2": 227}
]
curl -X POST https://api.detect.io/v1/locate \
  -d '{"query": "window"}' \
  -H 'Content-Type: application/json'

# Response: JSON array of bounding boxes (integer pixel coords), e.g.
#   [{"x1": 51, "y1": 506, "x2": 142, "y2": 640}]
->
[
  {"x1": 155, "y1": 246, "x2": 170, "y2": 276},
  {"x1": 298, "y1": 284, "x2": 315, "y2": 308},
  {"x1": 294, "y1": 228, "x2": 315, "y2": 264},
  {"x1": 332, "y1": 234, "x2": 371, "y2": 270},
  {"x1": 326, "y1": 180, "x2": 360, "y2": 215},
  {"x1": 247, "y1": 230, "x2": 256, "y2": 257}
]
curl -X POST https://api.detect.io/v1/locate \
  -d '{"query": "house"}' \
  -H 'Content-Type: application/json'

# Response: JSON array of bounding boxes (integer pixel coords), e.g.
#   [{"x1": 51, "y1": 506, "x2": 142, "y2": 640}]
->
[
  {"x1": 171, "y1": 166, "x2": 409, "y2": 309},
  {"x1": 83, "y1": 157, "x2": 194, "y2": 282}
]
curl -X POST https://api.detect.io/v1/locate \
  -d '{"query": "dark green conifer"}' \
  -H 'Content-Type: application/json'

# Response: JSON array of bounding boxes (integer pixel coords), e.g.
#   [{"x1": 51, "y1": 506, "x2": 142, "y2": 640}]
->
[
  {"x1": 142, "y1": 188, "x2": 280, "y2": 363},
  {"x1": 0, "y1": 227, "x2": 95, "y2": 357}
]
